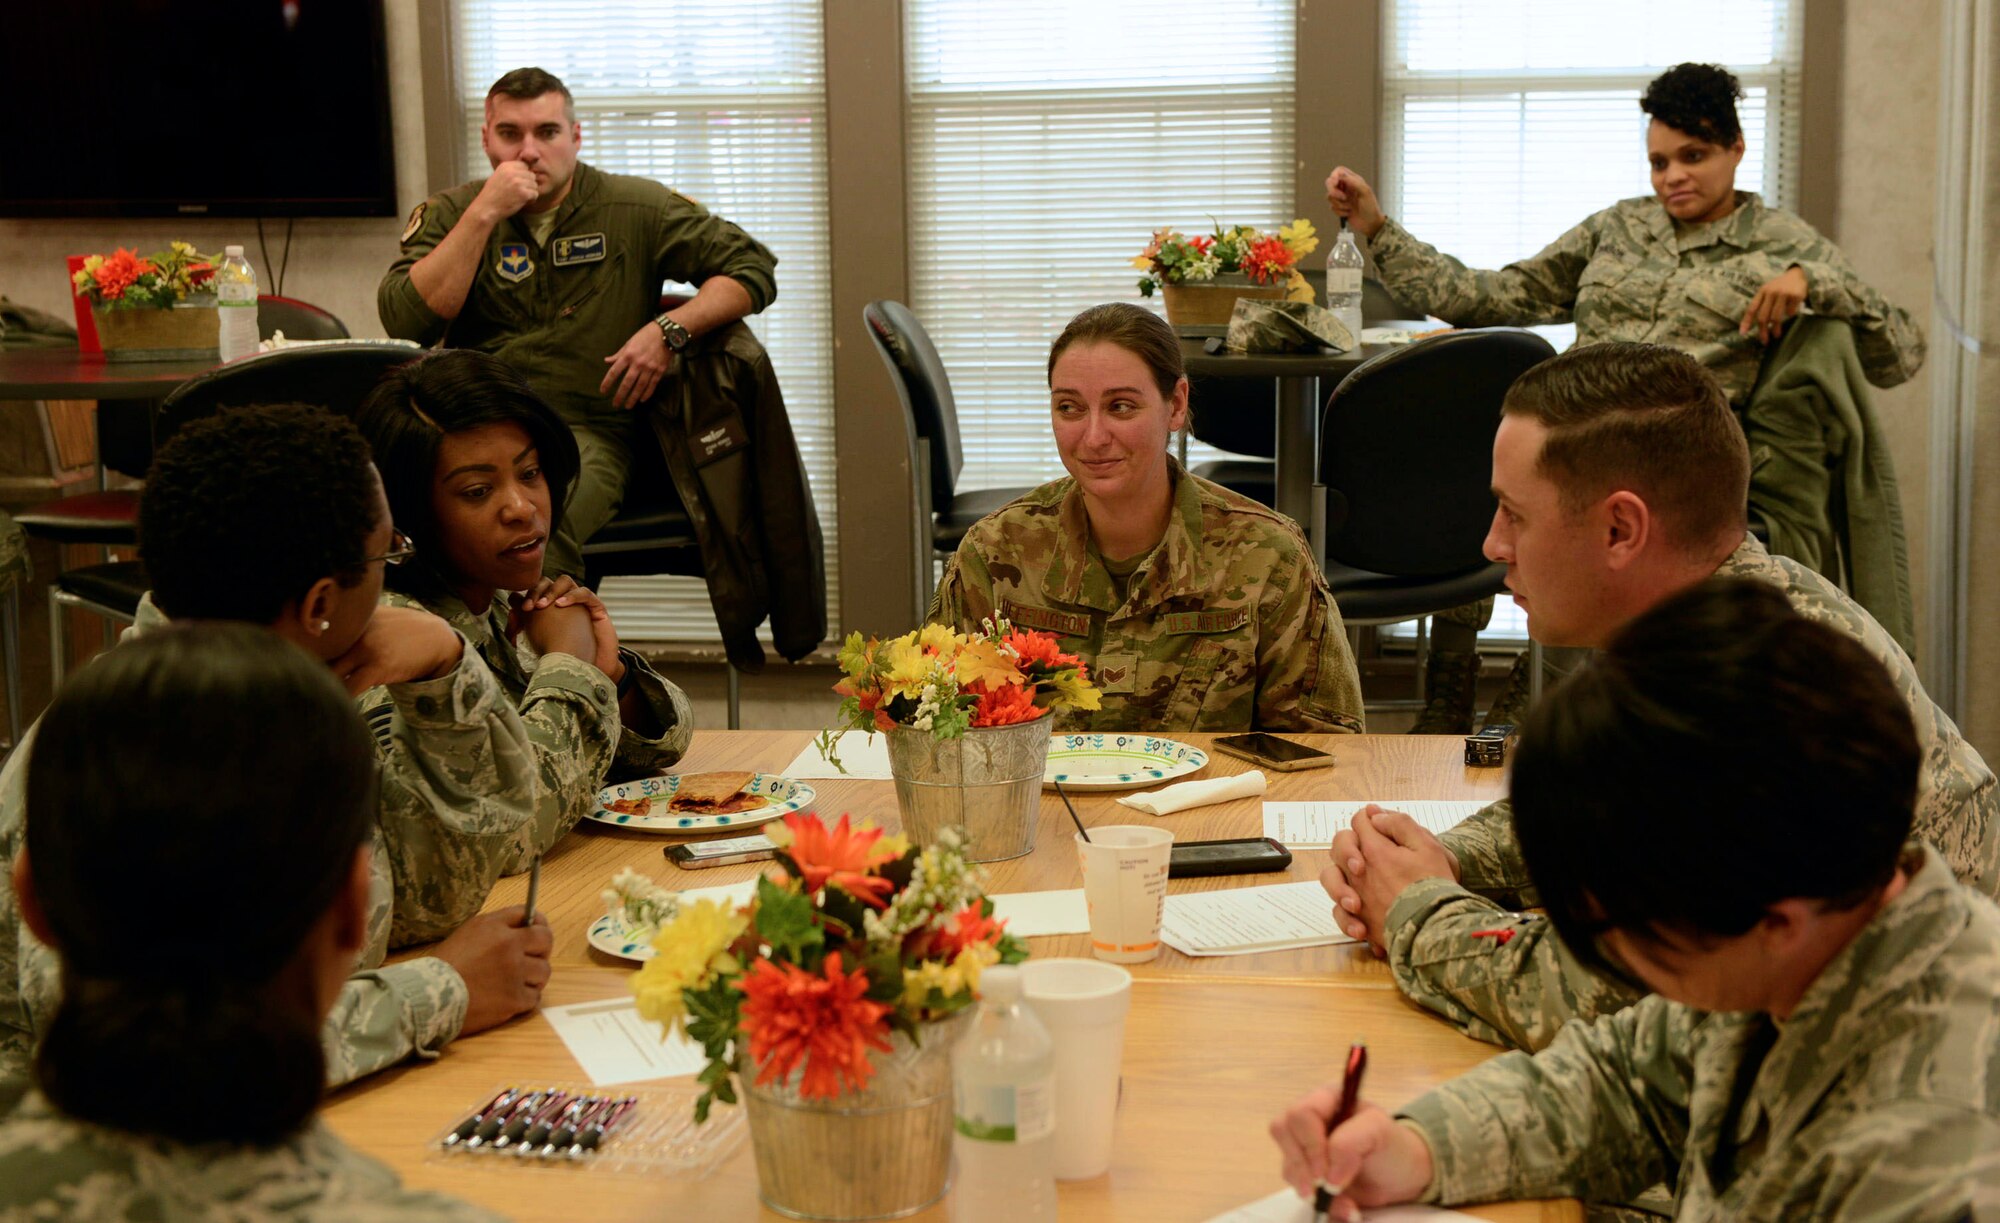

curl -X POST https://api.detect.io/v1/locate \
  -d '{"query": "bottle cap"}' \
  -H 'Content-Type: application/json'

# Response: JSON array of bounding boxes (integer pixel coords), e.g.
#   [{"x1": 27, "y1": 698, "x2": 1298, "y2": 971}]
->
[
  {"x1": 225, "y1": 244, "x2": 244, "y2": 256},
  {"x1": 980, "y1": 964, "x2": 1022, "y2": 1006}
]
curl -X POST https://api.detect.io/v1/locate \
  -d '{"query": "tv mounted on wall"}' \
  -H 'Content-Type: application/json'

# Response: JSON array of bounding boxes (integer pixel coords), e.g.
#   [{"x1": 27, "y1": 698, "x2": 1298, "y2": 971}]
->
[{"x1": 2, "y1": 0, "x2": 397, "y2": 218}]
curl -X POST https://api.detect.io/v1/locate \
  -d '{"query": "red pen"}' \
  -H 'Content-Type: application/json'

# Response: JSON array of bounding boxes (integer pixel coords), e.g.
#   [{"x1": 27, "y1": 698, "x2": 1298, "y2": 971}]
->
[{"x1": 1313, "y1": 1043, "x2": 1369, "y2": 1222}]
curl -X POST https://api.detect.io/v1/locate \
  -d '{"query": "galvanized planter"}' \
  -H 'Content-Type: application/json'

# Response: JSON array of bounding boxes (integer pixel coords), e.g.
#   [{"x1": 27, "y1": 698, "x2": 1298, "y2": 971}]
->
[
  {"x1": 92, "y1": 302, "x2": 219, "y2": 362},
  {"x1": 1159, "y1": 272, "x2": 1286, "y2": 327},
  {"x1": 883, "y1": 715, "x2": 1052, "y2": 863},
  {"x1": 741, "y1": 1013, "x2": 970, "y2": 1221}
]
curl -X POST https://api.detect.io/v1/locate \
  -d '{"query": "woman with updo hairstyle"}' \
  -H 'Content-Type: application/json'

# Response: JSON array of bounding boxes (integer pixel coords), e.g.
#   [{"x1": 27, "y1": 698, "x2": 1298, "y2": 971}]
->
[
  {"x1": 1323, "y1": 61, "x2": 1926, "y2": 734},
  {"x1": 356, "y1": 348, "x2": 693, "y2": 871},
  {"x1": 929, "y1": 301, "x2": 1364, "y2": 733},
  {"x1": 0, "y1": 625, "x2": 499, "y2": 1219}
]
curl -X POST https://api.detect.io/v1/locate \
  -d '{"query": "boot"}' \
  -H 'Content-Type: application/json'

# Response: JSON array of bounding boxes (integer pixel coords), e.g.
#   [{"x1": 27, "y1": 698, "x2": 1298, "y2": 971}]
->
[
  {"x1": 1480, "y1": 650, "x2": 1535, "y2": 731},
  {"x1": 1408, "y1": 648, "x2": 1481, "y2": 734}
]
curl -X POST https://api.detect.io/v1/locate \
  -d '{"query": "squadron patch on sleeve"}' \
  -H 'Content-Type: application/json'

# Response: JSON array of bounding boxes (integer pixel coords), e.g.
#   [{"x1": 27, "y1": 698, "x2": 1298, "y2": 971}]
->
[{"x1": 400, "y1": 201, "x2": 427, "y2": 245}]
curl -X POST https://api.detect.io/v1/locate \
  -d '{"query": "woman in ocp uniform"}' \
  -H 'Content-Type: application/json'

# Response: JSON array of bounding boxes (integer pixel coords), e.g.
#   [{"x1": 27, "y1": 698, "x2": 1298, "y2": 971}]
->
[{"x1": 928, "y1": 302, "x2": 1364, "y2": 735}]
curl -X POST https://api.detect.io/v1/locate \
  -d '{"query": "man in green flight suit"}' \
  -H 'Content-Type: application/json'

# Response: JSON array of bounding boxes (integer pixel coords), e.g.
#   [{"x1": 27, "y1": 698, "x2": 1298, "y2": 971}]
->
[{"x1": 378, "y1": 67, "x2": 779, "y2": 579}]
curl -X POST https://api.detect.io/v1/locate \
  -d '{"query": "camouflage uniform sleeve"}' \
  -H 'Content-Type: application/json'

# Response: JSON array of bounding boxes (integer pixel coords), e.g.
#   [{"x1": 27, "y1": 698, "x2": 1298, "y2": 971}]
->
[
  {"x1": 361, "y1": 644, "x2": 545, "y2": 947},
  {"x1": 320, "y1": 957, "x2": 467, "y2": 1089},
  {"x1": 1437, "y1": 798, "x2": 1539, "y2": 906},
  {"x1": 608, "y1": 647, "x2": 695, "y2": 778},
  {"x1": 927, "y1": 542, "x2": 996, "y2": 632},
  {"x1": 1253, "y1": 543, "x2": 1362, "y2": 733},
  {"x1": 377, "y1": 192, "x2": 463, "y2": 345},
  {"x1": 652, "y1": 190, "x2": 779, "y2": 313},
  {"x1": 1774, "y1": 220, "x2": 1927, "y2": 390},
  {"x1": 1369, "y1": 216, "x2": 1596, "y2": 328},
  {"x1": 1384, "y1": 878, "x2": 1644, "y2": 1052},
  {"x1": 496, "y1": 652, "x2": 624, "y2": 876},
  {"x1": 1397, "y1": 995, "x2": 1695, "y2": 1206}
]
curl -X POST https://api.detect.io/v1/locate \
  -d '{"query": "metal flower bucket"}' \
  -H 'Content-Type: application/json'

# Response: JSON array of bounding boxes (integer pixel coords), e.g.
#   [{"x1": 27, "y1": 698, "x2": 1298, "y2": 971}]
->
[
  {"x1": 883, "y1": 715, "x2": 1052, "y2": 863},
  {"x1": 741, "y1": 1013, "x2": 971, "y2": 1221}
]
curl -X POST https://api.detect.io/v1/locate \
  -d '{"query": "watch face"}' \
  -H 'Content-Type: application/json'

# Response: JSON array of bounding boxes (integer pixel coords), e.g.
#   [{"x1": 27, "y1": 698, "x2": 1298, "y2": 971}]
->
[{"x1": 660, "y1": 318, "x2": 691, "y2": 350}]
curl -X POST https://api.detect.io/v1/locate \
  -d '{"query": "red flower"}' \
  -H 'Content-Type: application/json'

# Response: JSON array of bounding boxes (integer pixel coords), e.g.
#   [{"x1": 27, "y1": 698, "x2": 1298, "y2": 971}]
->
[
  {"x1": 936, "y1": 904, "x2": 1006, "y2": 957},
  {"x1": 780, "y1": 812, "x2": 899, "y2": 907},
  {"x1": 971, "y1": 682, "x2": 1042, "y2": 728},
  {"x1": 738, "y1": 953, "x2": 893, "y2": 1099},
  {"x1": 1002, "y1": 629, "x2": 1080, "y2": 672},
  {"x1": 1241, "y1": 235, "x2": 1297, "y2": 285},
  {"x1": 91, "y1": 248, "x2": 154, "y2": 301},
  {"x1": 836, "y1": 682, "x2": 899, "y2": 734}
]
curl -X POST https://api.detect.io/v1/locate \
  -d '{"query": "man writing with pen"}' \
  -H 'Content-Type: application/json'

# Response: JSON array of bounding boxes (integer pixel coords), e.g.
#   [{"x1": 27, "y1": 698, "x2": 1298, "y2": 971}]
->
[{"x1": 1271, "y1": 581, "x2": 2000, "y2": 1219}]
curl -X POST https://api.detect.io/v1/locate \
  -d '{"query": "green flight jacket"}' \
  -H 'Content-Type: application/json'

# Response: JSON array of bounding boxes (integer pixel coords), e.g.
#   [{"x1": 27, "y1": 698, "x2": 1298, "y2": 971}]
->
[{"x1": 378, "y1": 161, "x2": 778, "y2": 428}]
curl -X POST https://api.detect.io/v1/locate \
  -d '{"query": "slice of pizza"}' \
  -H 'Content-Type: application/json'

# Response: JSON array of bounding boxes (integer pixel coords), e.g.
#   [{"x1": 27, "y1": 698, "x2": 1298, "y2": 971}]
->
[{"x1": 666, "y1": 771, "x2": 769, "y2": 815}]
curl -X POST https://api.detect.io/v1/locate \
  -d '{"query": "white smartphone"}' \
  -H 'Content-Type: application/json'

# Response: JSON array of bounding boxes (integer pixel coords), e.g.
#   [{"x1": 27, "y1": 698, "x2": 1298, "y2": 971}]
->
[{"x1": 663, "y1": 833, "x2": 778, "y2": 870}]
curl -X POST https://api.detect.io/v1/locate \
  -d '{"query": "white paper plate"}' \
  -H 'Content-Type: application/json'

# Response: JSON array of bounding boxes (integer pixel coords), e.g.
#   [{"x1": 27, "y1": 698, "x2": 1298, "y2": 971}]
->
[
  {"x1": 1044, "y1": 734, "x2": 1209, "y2": 791},
  {"x1": 585, "y1": 773, "x2": 814, "y2": 834},
  {"x1": 587, "y1": 912, "x2": 658, "y2": 962}
]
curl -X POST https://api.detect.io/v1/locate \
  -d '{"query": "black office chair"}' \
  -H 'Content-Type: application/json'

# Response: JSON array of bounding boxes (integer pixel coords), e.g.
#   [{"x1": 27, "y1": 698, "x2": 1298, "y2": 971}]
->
[
  {"x1": 258, "y1": 294, "x2": 350, "y2": 341},
  {"x1": 1312, "y1": 328, "x2": 1556, "y2": 712},
  {"x1": 862, "y1": 300, "x2": 1034, "y2": 617},
  {"x1": 1189, "y1": 277, "x2": 1419, "y2": 505},
  {"x1": 47, "y1": 343, "x2": 421, "y2": 685}
]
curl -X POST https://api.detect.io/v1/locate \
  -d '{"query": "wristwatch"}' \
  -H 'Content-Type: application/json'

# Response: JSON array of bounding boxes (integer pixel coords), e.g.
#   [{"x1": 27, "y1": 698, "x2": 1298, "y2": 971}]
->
[{"x1": 655, "y1": 315, "x2": 692, "y2": 352}]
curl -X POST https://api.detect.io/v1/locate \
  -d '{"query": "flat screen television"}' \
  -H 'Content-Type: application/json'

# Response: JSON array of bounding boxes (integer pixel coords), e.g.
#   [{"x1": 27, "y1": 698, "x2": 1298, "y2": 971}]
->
[{"x1": 2, "y1": 0, "x2": 397, "y2": 218}]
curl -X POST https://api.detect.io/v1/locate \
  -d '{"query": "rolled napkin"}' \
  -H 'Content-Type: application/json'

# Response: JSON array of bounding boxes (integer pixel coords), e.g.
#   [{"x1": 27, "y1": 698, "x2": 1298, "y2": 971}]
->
[{"x1": 1116, "y1": 770, "x2": 1268, "y2": 817}]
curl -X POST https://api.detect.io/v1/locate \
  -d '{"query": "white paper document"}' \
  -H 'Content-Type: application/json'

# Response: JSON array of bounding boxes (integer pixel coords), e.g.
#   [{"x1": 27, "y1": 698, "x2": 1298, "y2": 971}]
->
[
  {"x1": 542, "y1": 998, "x2": 708, "y2": 1086},
  {"x1": 1262, "y1": 801, "x2": 1487, "y2": 848},
  {"x1": 990, "y1": 888, "x2": 1091, "y2": 937},
  {"x1": 781, "y1": 730, "x2": 893, "y2": 781},
  {"x1": 1159, "y1": 881, "x2": 1350, "y2": 956},
  {"x1": 1207, "y1": 1187, "x2": 1485, "y2": 1222}
]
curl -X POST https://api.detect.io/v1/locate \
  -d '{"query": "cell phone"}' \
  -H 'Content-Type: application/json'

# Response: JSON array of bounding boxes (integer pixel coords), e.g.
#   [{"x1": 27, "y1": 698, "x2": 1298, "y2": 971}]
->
[
  {"x1": 664, "y1": 834, "x2": 778, "y2": 870},
  {"x1": 1168, "y1": 837, "x2": 1293, "y2": 879},
  {"x1": 1211, "y1": 732, "x2": 1336, "y2": 772}
]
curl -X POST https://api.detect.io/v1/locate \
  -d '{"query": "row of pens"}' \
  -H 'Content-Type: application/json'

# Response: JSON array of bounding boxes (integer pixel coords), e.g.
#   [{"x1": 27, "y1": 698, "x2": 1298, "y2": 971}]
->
[{"x1": 441, "y1": 1087, "x2": 638, "y2": 1160}]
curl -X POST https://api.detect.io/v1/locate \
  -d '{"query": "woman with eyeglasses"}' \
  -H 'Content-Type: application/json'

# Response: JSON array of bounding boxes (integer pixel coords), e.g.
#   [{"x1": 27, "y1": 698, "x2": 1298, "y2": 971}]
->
[
  {"x1": 356, "y1": 348, "x2": 693, "y2": 872},
  {"x1": 0, "y1": 624, "x2": 502, "y2": 1220},
  {"x1": 0, "y1": 404, "x2": 553, "y2": 1107}
]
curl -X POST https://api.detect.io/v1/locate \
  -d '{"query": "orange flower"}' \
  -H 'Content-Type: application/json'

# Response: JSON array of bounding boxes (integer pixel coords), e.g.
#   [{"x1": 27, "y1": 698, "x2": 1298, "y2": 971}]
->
[
  {"x1": 781, "y1": 812, "x2": 900, "y2": 907},
  {"x1": 738, "y1": 953, "x2": 893, "y2": 1099},
  {"x1": 971, "y1": 682, "x2": 1042, "y2": 728},
  {"x1": 1003, "y1": 629, "x2": 1081, "y2": 672},
  {"x1": 90, "y1": 248, "x2": 154, "y2": 301},
  {"x1": 935, "y1": 903, "x2": 1005, "y2": 957}
]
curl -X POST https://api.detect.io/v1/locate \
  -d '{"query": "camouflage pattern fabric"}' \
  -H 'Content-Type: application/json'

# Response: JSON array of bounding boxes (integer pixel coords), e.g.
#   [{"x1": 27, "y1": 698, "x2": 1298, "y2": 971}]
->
[
  {"x1": 1385, "y1": 534, "x2": 1999, "y2": 1054},
  {"x1": 1368, "y1": 192, "x2": 1926, "y2": 406},
  {"x1": 928, "y1": 463, "x2": 1364, "y2": 734},
  {"x1": 0, "y1": 1089, "x2": 505, "y2": 1221},
  {"x1": 0, "y1": 594, "x2": 560, "y2": 1102},
  {"x1": 1224, "y1": 299, "x2": 1354, "y2": 353},
  {"x1": 383, "y1": 588, "x2": 692, "y2": 874},
  {"x1": 1396, "y1": 846, "x2": 2000, "y2": 1220},
  {"x1": 0, "y1": 514, "x2": 28, "y2": 592}
]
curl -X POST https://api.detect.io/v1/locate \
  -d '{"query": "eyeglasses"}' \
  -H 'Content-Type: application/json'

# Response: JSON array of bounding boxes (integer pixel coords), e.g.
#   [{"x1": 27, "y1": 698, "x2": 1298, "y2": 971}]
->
[{"x1": 362, "y1": 529, "x2": 418, "y2": 567}]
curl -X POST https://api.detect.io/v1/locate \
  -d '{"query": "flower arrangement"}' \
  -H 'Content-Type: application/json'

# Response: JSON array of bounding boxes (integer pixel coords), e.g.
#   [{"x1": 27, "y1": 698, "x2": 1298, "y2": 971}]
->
[
  {"x1": 71, "y1": 242, "x2": 217, "y2": 310},
  {"x1": 818, "y1": 620, "x2": 1099, "y2": 759},
  {"x1": 632, "y1": 812, "x2": 1027, "y2": 1120},
  {"x1": 1133, "y1": 218, "x2": 1319, "y2": 300}
]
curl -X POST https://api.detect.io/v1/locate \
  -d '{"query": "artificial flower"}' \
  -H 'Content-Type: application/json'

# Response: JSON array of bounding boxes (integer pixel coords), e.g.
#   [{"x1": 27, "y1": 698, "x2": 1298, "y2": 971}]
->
[
  {"x1": 1278, "y1": 218, "x2": 1319, "y2": 257},
  {"x1": 632, "y1": 898, "x2": 748, "y2": 1038},
  {"x1": 899, "y1": 943, "x2": 1000, "y2": 1011},
  {"x1": 780, "y1": 812, "x2": 900, "y2": 907},
  {"x1": 954, "y1": 637, "x2": 1023, "y2": 690},
  {"x1": 971, "y1": 681, "x2": 1042, "y2": 727},
  {"x1": 878, "y1": 634, "x2": 933, "y2": 703},
  {"x1": 739, "y1": 953, "x2": 893, "y2": 1099},
  {"x1": 935, "y1": 903, "x2": 1006, "y2": 957}
]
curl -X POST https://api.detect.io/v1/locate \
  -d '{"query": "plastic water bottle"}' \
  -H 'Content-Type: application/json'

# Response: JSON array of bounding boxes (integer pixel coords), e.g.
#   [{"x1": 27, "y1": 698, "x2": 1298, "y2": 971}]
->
[
  {"x1": 951, "y1": 965, "x2": 1057, "y2": 1221},
  {"x1": 216, "y1": 245, "x2": 259, "y2": 362},
  {"x1": 1327, "y1": 221, "x2": 1366, "y2": 343}
]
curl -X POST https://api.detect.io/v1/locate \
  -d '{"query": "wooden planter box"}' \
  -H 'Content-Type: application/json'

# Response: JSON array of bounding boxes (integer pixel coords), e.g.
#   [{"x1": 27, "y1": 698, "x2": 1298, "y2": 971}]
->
[
  {"x1": 92, "y1": 304, "x2": 219, "y2": 362},
  {"x1": 1159, "y1": 274, "x2": 1288, "y2": 328}
]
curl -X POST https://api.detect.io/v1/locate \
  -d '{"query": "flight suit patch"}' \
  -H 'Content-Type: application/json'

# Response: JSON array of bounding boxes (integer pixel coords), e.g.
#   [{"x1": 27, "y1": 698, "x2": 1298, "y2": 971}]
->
[
  {"x1": 694, "y1": 418, "x2": 749, "y2": 466},
  {"x1": 496, "y1": 243, "x2": 533, "y2": 283},
  {"x1": 552, "y1": 233, "x2": 606, "y2": 266},
  {"x1": 1000, "y1": 600, "x2": 1090, "y2": 638},
  {"x1": 1161, "y1": 609, "x2": 1249, "y2": 635},
  {"x1": 400, "y1": 201, "x2": 427, "y2": 244},
  {"x1": 1094, "y1": 653, "x2": 1137, "y2": 694}
]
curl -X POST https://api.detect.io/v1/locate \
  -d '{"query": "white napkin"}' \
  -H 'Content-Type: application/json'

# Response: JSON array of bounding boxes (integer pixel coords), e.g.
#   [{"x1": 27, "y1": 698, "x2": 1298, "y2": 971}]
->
[{"x1": 1115, "y1": 770, "x2": 1267, "y2": 816}]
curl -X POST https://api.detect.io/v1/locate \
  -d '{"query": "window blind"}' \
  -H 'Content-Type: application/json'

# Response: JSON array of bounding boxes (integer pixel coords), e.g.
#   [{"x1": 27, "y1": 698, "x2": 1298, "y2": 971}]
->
[
  {"x1": 452, "y1": 0, "x2": 833, "y2": 644},
  {"x1": 1382, "y1": 0, "x2": 1805, "y2": 272},
  {"x1": 906, "y1": 0, "x2": 1296, "y2": 492}
]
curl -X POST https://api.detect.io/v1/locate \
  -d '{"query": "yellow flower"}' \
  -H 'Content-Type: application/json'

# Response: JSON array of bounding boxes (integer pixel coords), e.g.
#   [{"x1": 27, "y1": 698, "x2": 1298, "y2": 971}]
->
[
  {"x1": 900, "y1": 944, "x2": 999, "y2": 1010},
  {"x1": 1285, "y1": 270, "x2": 1315, "y2": 304},
  {"x1": 954, "y1": 638, "x2": 1022, "y2": 691},
  {"x1": 1050, "y1": 667, "x2": 1103, "y2": 712},
  {"x1": 917, "y1": 622, "x2": 963, "y2": 655},
  {"x1": 876, "y1": 832, "x2": 912, "y2": 861},
  {"x1": 1279, "y1": 219, "x2": 1319, "y2": 257},
  {"x1": 879, "y1": 635, "x2": 933, "y2": 702},
  {"x1": 631, "y1": 898, "x2": 749, "y2": 1039}
]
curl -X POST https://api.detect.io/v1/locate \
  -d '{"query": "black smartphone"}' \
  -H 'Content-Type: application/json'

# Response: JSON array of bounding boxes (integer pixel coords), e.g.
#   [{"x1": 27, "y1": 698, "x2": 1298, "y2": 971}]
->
[
  {"x1": 1168, "y1": 837, "x2": 1294, "y2": 879},
  {"x1": 664, "y1": 834, "x2": 778, "y2": 870},
  {"x1": 1212, "y1": 732, "x2": 1337, "y2": 772}
]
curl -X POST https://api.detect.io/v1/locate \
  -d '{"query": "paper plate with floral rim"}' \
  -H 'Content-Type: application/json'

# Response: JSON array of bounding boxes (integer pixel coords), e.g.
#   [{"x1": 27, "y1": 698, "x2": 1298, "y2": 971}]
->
[
  {"x1": 1042, "y1": 734, "x2": 1208, "y2": 791},
  {"x1": 585, "y1": 772, "x2": 814, "y2": 834}
]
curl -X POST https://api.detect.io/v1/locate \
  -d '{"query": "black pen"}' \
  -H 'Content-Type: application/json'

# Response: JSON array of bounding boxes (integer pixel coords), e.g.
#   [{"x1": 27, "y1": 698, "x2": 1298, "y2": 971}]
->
[{"x1": 1313, "y1": 1043, "x2": 1368, "y2": 1223}]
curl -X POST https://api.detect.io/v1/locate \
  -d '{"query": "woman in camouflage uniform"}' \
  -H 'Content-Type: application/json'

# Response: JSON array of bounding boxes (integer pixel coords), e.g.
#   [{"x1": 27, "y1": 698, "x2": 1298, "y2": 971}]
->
[
  {"x1": 1326, "y1": 63, "x2": 1926, "y2": 734},
  {"x1": 0, "y1": 625, "x2": 500, "y2": 1220},
  {"x1": 930, "y1": 302, "x2": 1364, "y2": 734},
  {"x1": 358, "y1": 350, "x2": 694, "y2": 873}
]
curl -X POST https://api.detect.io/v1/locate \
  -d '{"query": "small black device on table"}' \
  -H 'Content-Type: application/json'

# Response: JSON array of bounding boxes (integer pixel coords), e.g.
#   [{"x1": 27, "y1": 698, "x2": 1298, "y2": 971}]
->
[
  {"x1": 1168, "y1": 837, "x2": 1292, "y2": 878},
  {"x1": 1212, "y1": 732, "x2": 1336, "y2": 772}
]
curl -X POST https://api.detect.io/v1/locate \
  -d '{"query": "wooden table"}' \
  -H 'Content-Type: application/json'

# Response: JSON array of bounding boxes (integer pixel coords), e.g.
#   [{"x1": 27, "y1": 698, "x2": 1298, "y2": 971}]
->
[
  {"x1": 324, "y1": 732, "x2": 1574, "y2": 1222},
  {"x1": 0, "y1": 349, "x2": 217, "y2": 401}
]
